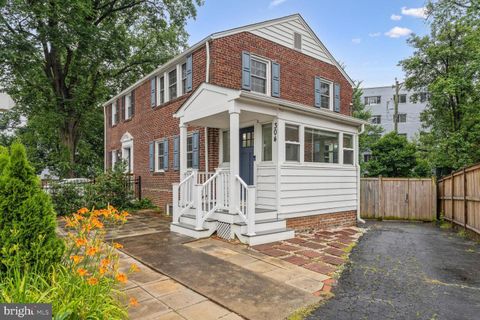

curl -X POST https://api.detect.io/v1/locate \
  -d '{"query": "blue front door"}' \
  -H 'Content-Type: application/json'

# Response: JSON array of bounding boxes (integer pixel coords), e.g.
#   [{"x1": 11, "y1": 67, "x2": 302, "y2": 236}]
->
[{"x1": 239, "y1": 126, "x2": 254, "y2": 185}]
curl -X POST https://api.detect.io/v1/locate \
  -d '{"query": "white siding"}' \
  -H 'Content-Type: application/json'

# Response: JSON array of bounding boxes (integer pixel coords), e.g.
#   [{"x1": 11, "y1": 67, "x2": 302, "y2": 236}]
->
[
  {"x1": 278, "y1": 165, "x2": 357, "y2": 218},
  {"x1": 256, "y1": 164, "x2": 277, "y2": 210},
  {"x1": 249, "y1": 18, "x2": 332, "y2": 64}
]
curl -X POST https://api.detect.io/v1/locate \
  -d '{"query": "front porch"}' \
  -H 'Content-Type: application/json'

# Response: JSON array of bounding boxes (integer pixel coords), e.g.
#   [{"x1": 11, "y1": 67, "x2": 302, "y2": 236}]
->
[{"x1": 170, "y1": 83, "x2": 364, "y2": 245}]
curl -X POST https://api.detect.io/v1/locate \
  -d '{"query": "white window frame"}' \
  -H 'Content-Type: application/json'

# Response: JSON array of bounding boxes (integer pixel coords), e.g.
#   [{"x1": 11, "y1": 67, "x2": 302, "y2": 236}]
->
[
  {"x1": 181, "y1": 62, "x2": 187, "y2": 96},
  {"x1": 168, "y1": 68, "x2": 177, "y2": 101},
  {"x1": 396, "y1": 113, "x2": 407, "y2": 123},
  {"x1": 159, "y1": 76, "x2": 165, "y2": 105},
  {"x1": 342, "y1": 133, "x2": 354, "y2": 165},
  {"x1": 364, "y1": 96, "x2": 381, "y2": 105},
  {"x1": 155, "y1": 140, "x2": 165, "y2": 172},
  {"x1": 121, "y1": 132, "x2": 134, "y2": 174},
  {"x1": 303, "y1": 127, "x2": 339, "y2": 164},
  {"x1": 250, "y1": 55, "x2": 271, "y2": 96},
  {"x1": 261, "y1": 122, "x2": 273, "y2": 162},
  {"x1": 111, "y1": 100, "x2": 118, "y2": 125},
  {"x1": 186, "y1": 134, "x2": 194, "y2": 169},
  {"x1": 320, "y1": 79, "x2": 333, "y2": 110},
  {"x1": 285, "y1": 123, "x2": 300, "y2": 162},
  {"x1": 371, "y1": 115, "x2": 381, "y2": 124},
  {"x1": 220, "y1": 129, "x2": 230, "y2": 165},
  {"x1": 125, "y1": 92, "x2": 132, "y2": 120}
]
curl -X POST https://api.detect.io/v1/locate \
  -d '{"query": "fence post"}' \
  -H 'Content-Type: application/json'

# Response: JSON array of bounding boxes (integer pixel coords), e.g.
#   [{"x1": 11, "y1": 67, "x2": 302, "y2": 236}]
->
[
  {"x1": 378, "y1": 176, "x2": 383, "y2": 219},
  {"x1": 137, "y1": 176, "x2": 142, "y2": 200},
  {"x1": 433, "y1": 176, "x2": 438, "y2": 220},
  {"x1": 463, "y1": 168, "x2": 467, "y2": 229},
  {"x1": 451, "y1": 172, "x2": 455, "y2": 223}
]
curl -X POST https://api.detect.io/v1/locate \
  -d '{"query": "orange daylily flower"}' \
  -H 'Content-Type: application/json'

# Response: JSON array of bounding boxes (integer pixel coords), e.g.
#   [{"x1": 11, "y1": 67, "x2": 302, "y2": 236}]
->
[
  {"x1": 116, "y1": 272, "x2": 127, "y2": 283},
  {"x1": 113, "y1": 242, "x2": 123, "y2": 249},
  {"x1": 129, "y1": 297, "x2": 139, "y2": 307},
  {"x1": 77, "y1": 207, "x2": 89, "y2": 215},
  {"x1": 75, "y1": 237, "x2": 87, "y2": 247},
  {"x1": 86, "y1": 246, "x2": 100, "y2": 256},
  {"x1": 70, "y1": 255, "x2": 84, "y2": 264},
  {"x1": 65, "y1": 217, "x2": 78, "y2": 228},
  {"x1": 101, "y1": 258, "x2": 111, "y2": 268},
  {"x1": 77, "y1": 268, "x2": 88, "y2": 277},
  {"x1": 99, "y1": 266, "x2": 107, "y2": 275},
  {"x1": 87, "y1": 277, "x2": 99, "y2": 285},
  {"x1": 129, "y1": 263, "x2": 140, "y2": 273},
  {"x1": 91, "y1": 217, "x2": 104, "y2": 229},
  {"x1": 73, "y1": 213, "x2": 84, "y2": 221}
]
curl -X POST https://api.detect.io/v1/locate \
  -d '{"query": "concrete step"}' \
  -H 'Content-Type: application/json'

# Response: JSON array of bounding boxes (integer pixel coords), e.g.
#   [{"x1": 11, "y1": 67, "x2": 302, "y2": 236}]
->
[
  {"x1": 179, "y1": 213, "x2": 217, "y2": 227},
  {"x1": 236, "y1": 228, "x2": 295, "y2": 246},
  {"x1": 170, "y1": 222, "x2": 217, "y2": 239},
  {"x1": 233, "y1": 218, "x2": 286, "y2": 233}
]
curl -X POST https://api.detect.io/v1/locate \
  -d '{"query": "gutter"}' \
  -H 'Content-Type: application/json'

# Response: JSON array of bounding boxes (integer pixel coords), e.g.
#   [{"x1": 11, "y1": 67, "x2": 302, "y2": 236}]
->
[{"x1": 357, "y1": 123, "x2": 366, "y2": 224}]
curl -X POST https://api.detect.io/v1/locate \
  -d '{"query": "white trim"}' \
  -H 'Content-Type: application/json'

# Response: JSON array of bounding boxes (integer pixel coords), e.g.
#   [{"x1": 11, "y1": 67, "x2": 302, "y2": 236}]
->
[
  {"x1": 124, "y1": 92, "x2": 132, "y2": 120},
  {"x1": 250, "y1": 55, "x2": 271, "y2": 96},
  {"x1": 111, "y1": 100, "x2": 118, "y2": 125},
  {"x1": 319, "y1": 78, "x2": 333, "y2": 111},
  {"x1": 154, "y1": 140, "x2": 166, "y2": 172}
]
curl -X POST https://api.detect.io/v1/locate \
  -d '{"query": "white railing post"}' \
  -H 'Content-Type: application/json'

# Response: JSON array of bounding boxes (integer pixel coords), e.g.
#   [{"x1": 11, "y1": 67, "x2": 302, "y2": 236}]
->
[
  {"x1": 215, "y1": 168, "x2": 224, "y2": 210},
  {"x1": 194, "y1": 184, "x2": 203, "y2": 230},
  {"x1": 172, "y1": 183, "x2": 180, "y2": 224},
  {"x1": 247, "y1": 186, "x2": 256, "y2": 236},
  {"x1": 191, "y1": 169, "x2": 198, "y2": 184}
]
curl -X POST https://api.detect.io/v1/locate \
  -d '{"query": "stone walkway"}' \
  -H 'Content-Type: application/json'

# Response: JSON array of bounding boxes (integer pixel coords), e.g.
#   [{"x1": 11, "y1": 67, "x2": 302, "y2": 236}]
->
[{"x1": 118, "y1": 251, "x2": 241, "y2": 320}]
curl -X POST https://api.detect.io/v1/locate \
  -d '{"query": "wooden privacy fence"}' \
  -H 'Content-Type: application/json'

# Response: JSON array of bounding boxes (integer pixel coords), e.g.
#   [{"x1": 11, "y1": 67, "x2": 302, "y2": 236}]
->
[
  {"x1": 360, "y1": 177, "x2": 437, "y2": 221},
  {"x1": 438, "y1": 164, "x2": 480, "y2": 234}
]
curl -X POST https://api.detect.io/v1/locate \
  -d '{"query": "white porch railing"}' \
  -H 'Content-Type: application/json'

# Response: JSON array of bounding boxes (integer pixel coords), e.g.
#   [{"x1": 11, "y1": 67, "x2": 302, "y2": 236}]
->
[
  {"x1": 234, "y1": 175, "x2": 256, "y2": 236},
  {"x1": 173, "y1": 171, "x2": 195, "y2": 224}
]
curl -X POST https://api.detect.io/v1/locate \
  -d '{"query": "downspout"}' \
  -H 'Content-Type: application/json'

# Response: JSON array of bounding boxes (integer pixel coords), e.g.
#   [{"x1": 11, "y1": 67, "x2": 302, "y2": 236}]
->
[
  {"x1": 103, "y1": 105, "x2": 107, "y2": 173},
  {"x1": 204, "y1": 41, "x2": 210, "y2": 172},
  {"x1": 357, "y1": 123, "x2": 366, "y2": 224}
]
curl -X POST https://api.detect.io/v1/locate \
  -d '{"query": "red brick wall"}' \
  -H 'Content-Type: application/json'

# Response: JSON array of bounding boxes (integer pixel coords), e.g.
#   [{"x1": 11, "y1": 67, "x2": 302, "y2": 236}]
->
[
  {"x1": 286, "y1": 211, "x2": 357, "y2": 230},
  {"x1": 209, "y1": 32, "x2": 353, "y2": 116}
]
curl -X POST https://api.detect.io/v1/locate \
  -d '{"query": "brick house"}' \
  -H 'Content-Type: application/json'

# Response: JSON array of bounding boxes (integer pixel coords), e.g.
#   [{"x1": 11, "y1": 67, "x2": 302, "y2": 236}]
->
[{"x1": 103, "y1": 14, "x2": 366, "y2": 245}]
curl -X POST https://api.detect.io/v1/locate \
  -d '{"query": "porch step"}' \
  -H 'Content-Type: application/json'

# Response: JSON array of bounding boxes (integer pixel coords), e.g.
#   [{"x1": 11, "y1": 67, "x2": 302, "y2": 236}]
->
[
  {"x1": 236, "y1": 228, "x2": 295, "y2": 246},
  {"x1": 170, "y1": 222, "x2": 217, "y2": 239},
  {"x1": 179, "y1": 213, "x2": 217, "y2": 225},
  {"x1": 234, "y1": 218, "x2": 286, "y2": 233}
]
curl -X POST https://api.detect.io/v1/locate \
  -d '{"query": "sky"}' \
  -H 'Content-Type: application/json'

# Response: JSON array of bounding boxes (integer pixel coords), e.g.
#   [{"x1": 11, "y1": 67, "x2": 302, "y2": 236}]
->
[{"x1": 185, "y1": 0, "x2": 430, "y2": 88}]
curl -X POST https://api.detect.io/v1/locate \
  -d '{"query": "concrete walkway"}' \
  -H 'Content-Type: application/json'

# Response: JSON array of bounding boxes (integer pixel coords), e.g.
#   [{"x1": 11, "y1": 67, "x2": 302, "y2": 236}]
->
[{"x1": 308, "y1": 221, "x2": 480, "y2": 320}]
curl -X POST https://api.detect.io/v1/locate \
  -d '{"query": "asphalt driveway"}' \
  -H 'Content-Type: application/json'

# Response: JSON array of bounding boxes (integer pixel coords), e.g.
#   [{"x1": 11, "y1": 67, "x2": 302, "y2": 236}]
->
[{"x1": 308, "y1": 221, "x2": 480, "y2": 320}]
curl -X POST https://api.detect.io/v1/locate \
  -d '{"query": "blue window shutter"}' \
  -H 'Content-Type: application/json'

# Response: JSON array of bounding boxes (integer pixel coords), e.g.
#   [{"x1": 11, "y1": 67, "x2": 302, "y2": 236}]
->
[
  {"x1": 334, "y1": 83, "x2": 341, "y2": 112},
  {"x1": 163, "y1": 138, "x2": 169, "y2": 171},
  {"x1": 186, "y1": 54, "x2": 193, "y2": 92},
  {"x1": 314, "y1": 76, "x2": 321, "y2": 108},
  {"x1": 192, "y1": 131, "x2": 199, "y2": 169},
  {"x1": 150, "y1": 77, "x2": 156, "y2": 108},
  {"x1": 173, "y1": 135, "x2": 180, "y2": 170},
  {"x1": 271, "y1": 62, "x2": 280, "y2": 97},
  {"x1": 241, "y1": 51, "x2": 251, "y2": 90},
  {"x1": 149, "y1": 142, "x2": 154, "y2": 172}
]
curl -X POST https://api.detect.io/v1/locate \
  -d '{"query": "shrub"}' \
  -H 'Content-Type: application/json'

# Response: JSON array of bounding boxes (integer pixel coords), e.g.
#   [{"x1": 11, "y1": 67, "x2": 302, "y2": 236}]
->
[
  {"x1": 49, "y1": 181, "x2": 88, "y2": 216},
  {"x1": 0, "y1": 142, "x2": 64, "y2": 272}
]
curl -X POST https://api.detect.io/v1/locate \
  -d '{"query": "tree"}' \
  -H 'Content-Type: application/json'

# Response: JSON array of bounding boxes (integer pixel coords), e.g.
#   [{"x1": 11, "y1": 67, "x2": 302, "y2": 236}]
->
[
  {"x1": 399, "y1": 0, "x2": 480, "y2": 175},
  {"x1": 364, "y1": 132, "x2": 417, "y2": 177},
  {"x1": 0, "y1": 0, "x2": 202, "y2": 177},
  {"x1": 0, "y1": 142, "x2": 64, "y2": 272},
  {"x1": 351, "y1": 82, "x2": 383, "y2": 173}
]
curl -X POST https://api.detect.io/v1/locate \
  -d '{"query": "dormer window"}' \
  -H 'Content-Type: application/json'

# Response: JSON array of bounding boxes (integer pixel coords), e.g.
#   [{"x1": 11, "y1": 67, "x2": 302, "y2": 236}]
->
[{"x1": 294, "y1": 32, "x2": 302, "y2": 50}]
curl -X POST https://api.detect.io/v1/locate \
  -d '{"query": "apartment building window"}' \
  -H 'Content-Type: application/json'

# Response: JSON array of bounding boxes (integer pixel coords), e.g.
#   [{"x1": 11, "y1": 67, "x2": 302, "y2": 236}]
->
[
  {"x1": 181, "y1": 63, "x2": 187, "y2": 95},
  {"x1": 156, "y1": 141, "x2": 165, "y2": 171},
  {"x1": 394, "y1": 94, "x2": 407, "y2": 103},
  {"x1": 371, "y1": 115, "x2": 381, "y2": 124},
  {"x1": 419, "y1": 92, "x2": 429, "y2": 103},
  {"x1": 304, "y1": 128, "x2": 338, "y2": 164},
  {"x1": 125, "y1": 93, "x2": 132, "y2": 120},
  {"x1": 112, "y1": 100, "x2": 118, "y2": 125},
  {"x1": 294, "y1": 32, "x2": 302, "y2": 50},
  {"x1": 396, "y1": 113, "x2": 407, "y2": 123},
  {"x1": 364, "y1": 96, "x2": 381, "y2": 105},
  {"x1": 251, "y1": 57, "x2": 268, "y2": 94},
  {"x1": 343, "y1": 134, "x2": 354, "y2": 165},
  {"x1": 262, "y1": 123, "x2": 272, "y2": 161},
  {"x1": 169, "y1": 69, "x2": 177, "y2": 100},
  {"x1": 320, "y1": 80, "x2": 331, "y2": 109},
  {"x1": 285, "y1": 124, "x2": 300, "y2": 162},
  {"x1": 159, "y1": 76, "x2": 165, "y2": 104}
]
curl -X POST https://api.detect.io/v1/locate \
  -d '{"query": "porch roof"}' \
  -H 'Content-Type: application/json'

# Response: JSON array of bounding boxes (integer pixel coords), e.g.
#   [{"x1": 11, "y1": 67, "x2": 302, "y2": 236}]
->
[{"x1": 174, "y1": 83, "x2": 368, "y2": 128}]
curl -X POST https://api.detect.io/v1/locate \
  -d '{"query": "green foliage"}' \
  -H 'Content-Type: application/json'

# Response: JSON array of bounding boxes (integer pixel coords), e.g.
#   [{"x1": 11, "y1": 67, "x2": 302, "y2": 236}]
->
[
  {"x1": 0, "y1": 0, "x2": 202, "y2": 177},
  {"x1": 49, "y1": 182, "x2": 89, "y2": 217},
  {"x1": 400, "y1": 0, "x2": 480, "y2": 175},
  {"x1": 364, "y1": 132, "x2": 418, "y2": 177},
  {"x1": 0, "y1": 142, "x2": 64, "y2": 272}
]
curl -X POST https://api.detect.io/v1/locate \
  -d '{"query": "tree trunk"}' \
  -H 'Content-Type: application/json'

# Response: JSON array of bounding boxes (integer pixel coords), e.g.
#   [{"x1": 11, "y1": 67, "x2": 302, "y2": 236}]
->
[{"x1": 60, "y1": 119, "x2": 80, "y2": 178}]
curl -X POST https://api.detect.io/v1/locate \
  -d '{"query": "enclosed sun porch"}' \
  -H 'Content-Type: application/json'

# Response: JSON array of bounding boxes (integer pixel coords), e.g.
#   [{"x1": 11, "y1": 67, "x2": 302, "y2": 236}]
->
[{"x1": 171, "y1": 83, "x2": 365, "y2": 245}]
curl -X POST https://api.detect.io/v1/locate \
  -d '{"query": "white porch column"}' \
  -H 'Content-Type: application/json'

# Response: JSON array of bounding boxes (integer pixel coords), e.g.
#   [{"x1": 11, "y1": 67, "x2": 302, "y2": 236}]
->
[
  {"x1": 179, "y1": 123, "x2": 188, "y2": 178},
  {"x1": 229, "y1": 111, "x2": 240, "y2": 213}
]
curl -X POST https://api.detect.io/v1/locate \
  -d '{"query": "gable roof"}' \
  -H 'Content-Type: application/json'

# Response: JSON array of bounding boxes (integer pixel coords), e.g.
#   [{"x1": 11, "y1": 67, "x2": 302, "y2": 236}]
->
[{"x1": 103, "y1": 13, "x2": 353, "y2": 107}]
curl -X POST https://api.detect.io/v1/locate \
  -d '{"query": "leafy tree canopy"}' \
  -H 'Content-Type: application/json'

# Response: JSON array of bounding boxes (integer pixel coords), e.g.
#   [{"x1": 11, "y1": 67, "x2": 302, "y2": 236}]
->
[{"x1": 0, "y1": 0, "x2": 202, "y2": 177}]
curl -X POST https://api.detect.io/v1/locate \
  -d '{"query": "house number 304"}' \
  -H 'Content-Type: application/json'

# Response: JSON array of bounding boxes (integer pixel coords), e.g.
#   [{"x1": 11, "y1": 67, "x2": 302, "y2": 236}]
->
[{"x1": 273, "y1": 122, "x2": 278, "y2": 142}]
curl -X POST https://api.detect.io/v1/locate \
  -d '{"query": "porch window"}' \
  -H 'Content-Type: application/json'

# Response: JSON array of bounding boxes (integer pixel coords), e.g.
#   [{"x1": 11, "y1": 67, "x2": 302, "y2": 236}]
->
[
  {"x1": 187, "y1": 136, "x2": 193, "y2": 168},
  {"x1": 343, "y1": 134, "x2": 354, "y2": 165},
  {"x1": 159, "y1": 76, "x2": 165, "y2": 104},
  {"x1": 251, "y1": 57, "x2": 268, "y2": 94},
  {"x1": 262, "y1": 123, "x2": 272, "y2": 161},
  {"x1": 169, "y1": 69, "x2": 177, "y2": 100},
  {"x1": 320, "y1": 80, "x2": 331, "y2": 109},
  {"x1": 285, "y1": 124, "x2": 300, "y2": 162},
  {"x1": 304, "y1": 128, "x2": 338, "y2": 163},
  {"x1": 222, "y1": 130, "x2": 230, "y2": 163},
  {"x1": 156, "y1": 141, "x2": 165, "y2": 171},
  {"x1": 181, "y1": 63, "x2": 187, "y2": 95}
]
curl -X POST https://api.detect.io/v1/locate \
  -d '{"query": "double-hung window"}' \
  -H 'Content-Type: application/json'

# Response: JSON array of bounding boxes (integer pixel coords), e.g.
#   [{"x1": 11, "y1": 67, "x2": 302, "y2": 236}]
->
[
  {"x1": 169, "y1": 69, "x2": 177, "y2": 100},
  {"x1": 156, "y1": 141, "x2": 165, "y2": 171},
  {"x1": 123, "y1": 147, "x2": 132, "y2": 173},
  {"x1": 320, "y1": 80, "x2": 331, "y2": 109},
  {"x1": 125, "y1": 93, "x2": 132, "y2": 120},
  {"x1": 394, "y1": 94, "x2": 407, "y2": 103},
  {"x1": 187, "y1": 136, "x2": 193, "y2": 168},
  {"x1": 371, "y1": 115, "x2": 381, "y2": 124},
  {"x1": 304, "y1": 128, "x2": 338, "y2": 163},
  {"x1": 262, "y1": 123, "x2": 272, "y2": 161},
  {"x1": 364, "y1": 96, "x2": 381, "y2": 105},
  {"x1": 396, "y1": 113, "x2": 407, "y2": 123},
  {"x1": 112, "y1": 100, "x2": 118, "y2": 125},
  {"x1": 285, "y1": 124, "x2": 300, "y2": 162},
  {"x1": 343, "y1": 134, "x2": 354, "y2": 165},
  {"x1": 181, "y1": 63, "x2": 187, "y2": 95},
  {"x1": 159, "y1": 76, "x2": 165, "y2": 104},
  {"x1": 251, "y1": 57, "x2": 268, "y2": 94}
]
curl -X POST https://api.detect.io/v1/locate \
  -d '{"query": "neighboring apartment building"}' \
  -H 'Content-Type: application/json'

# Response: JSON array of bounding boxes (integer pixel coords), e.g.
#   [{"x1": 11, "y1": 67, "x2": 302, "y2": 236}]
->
[
  {"x1": 104, "y1": 14, "x2": 366, "y2": 244},
  {"x1": 361, "y1": 85, "x2": 428, "y2": 140}
]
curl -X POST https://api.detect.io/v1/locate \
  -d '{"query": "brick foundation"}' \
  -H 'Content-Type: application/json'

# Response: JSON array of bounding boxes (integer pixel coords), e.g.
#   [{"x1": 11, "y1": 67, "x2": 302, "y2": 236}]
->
[{"x1": 286, "y1": 210, "x2": 357, "y2": 230}]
